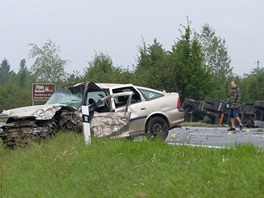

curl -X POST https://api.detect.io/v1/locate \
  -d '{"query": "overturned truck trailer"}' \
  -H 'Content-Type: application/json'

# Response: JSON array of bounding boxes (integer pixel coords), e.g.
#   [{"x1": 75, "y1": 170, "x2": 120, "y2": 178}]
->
[
  {"x1": 183, "y1": 98, "x2": 226, "y2": 125},
  {"x1": 253, "y1": 101, "x2": 264, "y2": 127},
  {"x1": 183, "y1": 98, "x2": 264, "y2": 128}
]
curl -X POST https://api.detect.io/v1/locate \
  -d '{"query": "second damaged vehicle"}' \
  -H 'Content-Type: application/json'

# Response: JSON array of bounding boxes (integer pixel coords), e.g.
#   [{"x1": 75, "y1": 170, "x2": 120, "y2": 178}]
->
[{"x1": 0, "y1": 82, "x2": 184, "y2": 148}]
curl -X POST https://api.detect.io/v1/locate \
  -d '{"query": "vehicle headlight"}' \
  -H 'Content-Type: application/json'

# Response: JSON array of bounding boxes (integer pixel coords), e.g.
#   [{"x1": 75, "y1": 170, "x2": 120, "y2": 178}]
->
[
  {"x1": 32, "y1": 109, "x2": 44, "y2": 117},
  {"x1": 42, "y1": 108, "x2": 55, "y2": 118},
  {"x1": 32, "y1": 108, "x2": 55, "y2": 119}
]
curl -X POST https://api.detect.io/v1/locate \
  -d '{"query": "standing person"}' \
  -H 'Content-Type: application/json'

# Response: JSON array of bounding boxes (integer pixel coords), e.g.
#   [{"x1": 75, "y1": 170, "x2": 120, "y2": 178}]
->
[{"x1": 227, "y1": 80, "x2": 243, "y2": 131}]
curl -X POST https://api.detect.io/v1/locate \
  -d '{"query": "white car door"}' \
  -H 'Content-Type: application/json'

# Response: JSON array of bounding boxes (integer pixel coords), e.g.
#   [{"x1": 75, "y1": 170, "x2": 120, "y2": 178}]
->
[
  {"x1": 90, "y1": 92, "x2": 133, "y2": 138},
  {"x1": 112, "y1": 88, "x2": 150, "y2": 135}
]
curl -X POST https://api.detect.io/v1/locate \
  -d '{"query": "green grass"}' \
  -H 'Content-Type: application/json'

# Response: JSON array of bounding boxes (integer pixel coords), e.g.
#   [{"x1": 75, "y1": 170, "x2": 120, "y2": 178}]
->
[
  {"x1": 0, "y1": 133, "x2": 264, "y2": 198},
  {"x1": 179, "y1": 122, "x2": 220, "y2": 127}
]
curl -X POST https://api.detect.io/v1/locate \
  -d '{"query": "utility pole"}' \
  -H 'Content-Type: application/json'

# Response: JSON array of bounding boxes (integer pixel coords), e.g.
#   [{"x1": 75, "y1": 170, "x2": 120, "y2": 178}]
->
[{"x1": 255, "y1": 60, "x2": 261, "y2": 69}]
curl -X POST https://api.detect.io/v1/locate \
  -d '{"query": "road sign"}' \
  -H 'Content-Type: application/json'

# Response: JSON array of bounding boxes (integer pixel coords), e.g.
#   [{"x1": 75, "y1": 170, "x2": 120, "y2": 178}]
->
[{"x1": 32, "y1": 83, "x2": 56, "y2": 101}]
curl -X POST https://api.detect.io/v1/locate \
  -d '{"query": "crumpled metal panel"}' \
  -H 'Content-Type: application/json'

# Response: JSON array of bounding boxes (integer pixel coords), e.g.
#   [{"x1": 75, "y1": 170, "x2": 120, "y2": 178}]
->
[
  {"x1": 2, "y1": 104, "x2": 65, "y2": 119},
  {"x1": 0, "y1": 119, "x2": 56, "y2": 148},
  {"x1": 91, "y1": 112, "x2": 131, "y2": 137},
  {"x1": 59, "y1": 110, "x2": 83, "y2": 132}
]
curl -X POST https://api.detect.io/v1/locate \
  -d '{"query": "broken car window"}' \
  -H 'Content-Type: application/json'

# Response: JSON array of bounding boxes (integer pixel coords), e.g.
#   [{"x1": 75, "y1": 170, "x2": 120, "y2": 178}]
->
[
  {"x1": 138, "y1": 88, "x2": 164, "y2": 101},
  {"x1": 87, "y1": 91, "x2": 107, "y2": 107},
  {"x1": 87, "y1": 91, "x2": 110, "y2": 112},
  {"x1": 46, "y1": 87, "x2": 83, "y2": 109}
]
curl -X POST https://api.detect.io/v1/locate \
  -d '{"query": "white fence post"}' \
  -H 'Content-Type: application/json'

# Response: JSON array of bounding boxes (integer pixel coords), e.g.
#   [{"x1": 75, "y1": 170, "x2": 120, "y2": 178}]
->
[{"x1": 82, "y1": 105, "x2": 91, "y2": 144}]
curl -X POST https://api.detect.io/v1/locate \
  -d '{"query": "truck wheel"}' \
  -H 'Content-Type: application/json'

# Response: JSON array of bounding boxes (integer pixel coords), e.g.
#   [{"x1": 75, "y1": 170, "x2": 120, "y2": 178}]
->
[
  {"x1": 204, "y1": 98, "x2": 215, "y2": 104},
  {"x1": 255, "y1": 101, "x2": 264, "y2": 108},
  {"x1": 146, "y1": 117, "x2": 169, "y2": 140},
  {"x1": 203, "y1": 115, "x2": 214, "y2": 124},
  {"x1": 203, "y1": 103, "x2": 215, "y2": 111}
]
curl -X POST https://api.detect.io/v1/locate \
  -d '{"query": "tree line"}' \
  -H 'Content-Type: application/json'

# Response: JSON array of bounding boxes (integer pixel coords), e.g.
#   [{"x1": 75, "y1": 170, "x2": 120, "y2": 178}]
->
[{"x1": 0, "y1": 22, "x2": 262, "y2": 111}]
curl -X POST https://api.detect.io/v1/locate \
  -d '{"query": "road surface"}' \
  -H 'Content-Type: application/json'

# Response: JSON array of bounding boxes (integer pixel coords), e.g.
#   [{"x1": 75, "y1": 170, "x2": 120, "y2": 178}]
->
[{"x1": 166, "y1": 126, "x2": 264, "y2": 149}]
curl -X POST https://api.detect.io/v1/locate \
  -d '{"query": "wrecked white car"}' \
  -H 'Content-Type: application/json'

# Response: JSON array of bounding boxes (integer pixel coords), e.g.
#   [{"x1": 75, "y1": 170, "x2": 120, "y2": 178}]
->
[{"x1": 0, "y1": 82, "x2": 184, "y2": 148}]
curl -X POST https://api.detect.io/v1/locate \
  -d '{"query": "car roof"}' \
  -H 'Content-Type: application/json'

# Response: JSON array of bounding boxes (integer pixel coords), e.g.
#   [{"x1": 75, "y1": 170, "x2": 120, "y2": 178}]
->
[
  {"x1": 96, "y1": 83, "x2": 167, "y2": 95},
  {"x1": 74, "y1": 82, "x2": 171, "y2": 95},
  {"x1": 95, "y1": 83, "x2": 134, "y2": 89},
  {"x1": 134, "y1": 85, "x2": 167, "y2": 95},
  {"x1": 71, "y1": 82, "x2": 132, "y2": 89}
]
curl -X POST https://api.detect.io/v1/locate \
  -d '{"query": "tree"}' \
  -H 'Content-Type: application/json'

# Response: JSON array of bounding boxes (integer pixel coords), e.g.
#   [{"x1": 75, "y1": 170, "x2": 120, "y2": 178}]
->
[
  {"x1": 240, "y1": 67, "x2": 264, "y2": 102},
  {"x1": 29, "y1": 40, "x2": 67, "y2": 83},
  {"x1": 0, "y1": 58, "x2": 11, "y2": 73},
  {"x1": 18, "y1": 59, "x2": 34, "y2": 88},
  {"x1": 134, "y1": 38, "x2": 173, "y2": 91},
  {"x1": 65, "y1": 70, "x2": 82, "y2": 84},
  {"x1": 83, "y1": 52, "x2": 132, "y2": 83},
  {"x1": 199, "y1": 24, "x2": 233, "y2": 99},
  {"x1": 0, "y1": 58, "x2": 15, "y2": 85},
  {"x1": 0, "y1": 84, "x2": 32, "y2": 111},
  {"x1": 169, "y1": 23, "x2": 213, "y2": 100}
]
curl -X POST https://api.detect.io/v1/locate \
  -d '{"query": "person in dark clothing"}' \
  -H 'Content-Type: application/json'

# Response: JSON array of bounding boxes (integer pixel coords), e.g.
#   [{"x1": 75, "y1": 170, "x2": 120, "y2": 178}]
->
[{"x1": 227, "y1": 80, "x2": 243, "y2": 131}]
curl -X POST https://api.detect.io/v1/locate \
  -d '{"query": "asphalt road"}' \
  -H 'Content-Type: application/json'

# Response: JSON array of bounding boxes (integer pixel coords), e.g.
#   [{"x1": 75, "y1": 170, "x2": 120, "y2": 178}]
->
[{"x1": 166, "y1": 126, "x2": 264, "y2": 149}]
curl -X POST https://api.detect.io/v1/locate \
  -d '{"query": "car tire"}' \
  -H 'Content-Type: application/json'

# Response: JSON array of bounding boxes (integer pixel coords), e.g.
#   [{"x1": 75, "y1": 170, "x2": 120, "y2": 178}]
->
[
  {"x1": 49, "y1": 119, "x2": 59, "y2": 137},
  {"x1": 59, "y1": 111, "x2": 82, "y2": 132},
  {"x1": 146, "y1": 116, "x2": 169, "y2": 140}
]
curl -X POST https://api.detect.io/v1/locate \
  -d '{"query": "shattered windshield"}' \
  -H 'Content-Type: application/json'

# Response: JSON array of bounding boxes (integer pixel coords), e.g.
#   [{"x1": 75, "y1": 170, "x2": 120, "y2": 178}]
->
[{"x1": 45, "y1": 85, "x2": 84, "y2": 109}]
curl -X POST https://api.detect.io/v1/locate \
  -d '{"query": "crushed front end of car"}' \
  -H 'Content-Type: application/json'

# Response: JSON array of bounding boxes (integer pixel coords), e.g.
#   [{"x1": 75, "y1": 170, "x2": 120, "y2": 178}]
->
[
  {"x1": 0, "y1": 104, "x2": 82, "y2": 148},
  {"x1": 0, "y1": 83, "x2": 86, "y2": 148}
]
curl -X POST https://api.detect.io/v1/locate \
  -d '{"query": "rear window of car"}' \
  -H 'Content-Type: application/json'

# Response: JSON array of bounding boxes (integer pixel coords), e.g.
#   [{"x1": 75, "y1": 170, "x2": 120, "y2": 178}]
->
[{"x1": 138, "y1": 88, "x2": 164, "y2": 101}]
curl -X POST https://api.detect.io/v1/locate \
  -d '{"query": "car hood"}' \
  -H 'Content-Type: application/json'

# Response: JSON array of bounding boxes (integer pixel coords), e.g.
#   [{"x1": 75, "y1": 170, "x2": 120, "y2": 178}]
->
[{"x1": 1, "y1": 104, "x2": 70, "y2": 120}]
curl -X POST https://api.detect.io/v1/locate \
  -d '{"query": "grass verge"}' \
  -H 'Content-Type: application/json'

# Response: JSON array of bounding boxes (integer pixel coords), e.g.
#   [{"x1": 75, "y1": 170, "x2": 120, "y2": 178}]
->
[
  {"x1": 179, "y1": 122, "x2": 221, "y2": 127},
  {"x1": 0, "y1": 132, "x2": 263, "y2": 198}
]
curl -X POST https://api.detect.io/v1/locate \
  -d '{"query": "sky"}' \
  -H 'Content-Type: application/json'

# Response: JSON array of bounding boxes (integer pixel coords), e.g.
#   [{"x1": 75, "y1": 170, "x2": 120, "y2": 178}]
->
[{"x1": 1, "y1": 0, "x2": 264, "y2": 76}]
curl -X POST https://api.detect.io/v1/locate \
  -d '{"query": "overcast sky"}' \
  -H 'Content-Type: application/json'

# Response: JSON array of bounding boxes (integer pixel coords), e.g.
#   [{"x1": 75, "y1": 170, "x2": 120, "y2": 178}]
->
[{"x1": 1, "y1": 0, "x2": 263, "y2": 76}]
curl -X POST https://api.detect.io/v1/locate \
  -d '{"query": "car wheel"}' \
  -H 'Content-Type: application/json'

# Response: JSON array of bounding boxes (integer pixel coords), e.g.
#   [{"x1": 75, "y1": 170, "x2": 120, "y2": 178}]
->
[
  {"x1": 146, "y1": 116, "x2": 169, "y2": 140},
  {"x1": 49, "y1": 119, "x2": 59, "y2": 137},
  {"x1": 59, "y1": 111, "x2": 82, "y2": 132}
]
